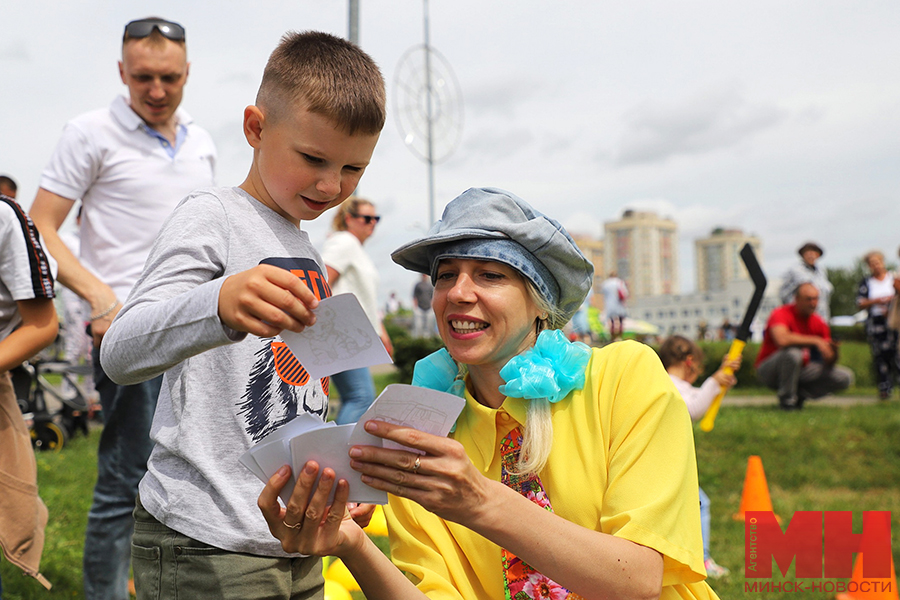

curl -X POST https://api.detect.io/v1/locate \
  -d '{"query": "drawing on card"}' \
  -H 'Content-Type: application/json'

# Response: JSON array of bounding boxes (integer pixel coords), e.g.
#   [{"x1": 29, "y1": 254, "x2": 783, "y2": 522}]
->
[
  {"x1": 364, "y1": 396, "x2": 451, "y2": 436},
  {"x1": 279, "y1": 294, "x2": 392, "y2": 380},
  {"x1": 301, "y1": 302, "x2": 373, "y2": 364}
]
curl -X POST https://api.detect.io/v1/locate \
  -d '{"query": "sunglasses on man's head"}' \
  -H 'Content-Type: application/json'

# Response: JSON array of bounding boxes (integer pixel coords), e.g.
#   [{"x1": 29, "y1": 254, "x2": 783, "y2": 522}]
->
[
  {"x1": 124, "y1": 18, "x2": 186, "y2": 42},
  {"x1": 351, "y1": 214, "x2": 381, "y2": 224}
]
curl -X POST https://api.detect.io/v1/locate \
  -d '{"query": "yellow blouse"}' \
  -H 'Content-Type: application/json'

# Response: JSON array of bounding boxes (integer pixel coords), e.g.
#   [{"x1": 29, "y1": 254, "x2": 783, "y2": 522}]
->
[{"x1": 385, "y1": 340, "x2": 720, "y2": 599}]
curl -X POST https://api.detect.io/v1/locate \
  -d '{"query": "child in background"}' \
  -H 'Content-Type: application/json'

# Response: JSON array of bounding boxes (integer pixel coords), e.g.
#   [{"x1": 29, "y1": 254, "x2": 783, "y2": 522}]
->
[
  {"x1": 100, "y1": 30, "x2": 385, "y2": 599},
  {"x1": 0, "y1": 193, "x2": 58, "y2": 590},
  {"x1": 659, "y1": 334, "x2": 740, "y2": 578}
]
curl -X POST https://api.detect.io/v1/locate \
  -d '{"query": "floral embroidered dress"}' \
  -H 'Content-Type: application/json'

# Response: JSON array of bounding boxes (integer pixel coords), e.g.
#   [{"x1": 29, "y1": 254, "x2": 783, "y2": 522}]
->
[{"x1": 385, "y1": 334, "x2": 719, "y2": 600}]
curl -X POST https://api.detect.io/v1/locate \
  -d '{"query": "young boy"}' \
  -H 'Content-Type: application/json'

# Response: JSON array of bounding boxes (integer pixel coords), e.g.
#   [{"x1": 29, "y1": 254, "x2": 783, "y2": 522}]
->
[
  {"x1": 0, "y1": 193, "x2": 57, "y2": 590},
  {"x1": 658, "y1": 335, "x2": 740, "y2": 579},
  {"x1": 100, "y1": 31, "x2": 385, "y2": 599}
]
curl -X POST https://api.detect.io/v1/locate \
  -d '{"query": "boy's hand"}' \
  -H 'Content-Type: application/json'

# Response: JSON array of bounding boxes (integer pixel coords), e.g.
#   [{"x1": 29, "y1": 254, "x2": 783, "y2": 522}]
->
[
  {"x1": 347, "y1": 502, "x2": 376, "y2": 529},
  {"x1": 218, "y1": 264, "x2": 319, "y2": 337}
]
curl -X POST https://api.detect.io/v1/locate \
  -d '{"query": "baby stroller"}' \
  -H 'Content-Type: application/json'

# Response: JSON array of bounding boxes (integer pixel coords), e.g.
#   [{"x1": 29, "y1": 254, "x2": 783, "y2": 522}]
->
[{"x1": 12, "y1": 353, "x2": 97, "y2": 452}]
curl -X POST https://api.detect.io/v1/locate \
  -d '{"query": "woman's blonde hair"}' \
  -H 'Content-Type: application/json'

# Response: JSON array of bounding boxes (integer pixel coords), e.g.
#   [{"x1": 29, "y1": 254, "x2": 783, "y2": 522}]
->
[{"x1": 331, "y1": 197, "x2": 373, "y2": 232}]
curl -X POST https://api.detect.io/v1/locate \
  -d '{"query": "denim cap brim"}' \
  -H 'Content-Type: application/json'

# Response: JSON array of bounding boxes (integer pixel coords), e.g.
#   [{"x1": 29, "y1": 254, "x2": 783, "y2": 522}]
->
[
  {"x1": 391, "y1": 187, "x2": 594, "y2": 321},
  {"x1": 427, "y1": 238, "x2": 559, "y2": 308}
]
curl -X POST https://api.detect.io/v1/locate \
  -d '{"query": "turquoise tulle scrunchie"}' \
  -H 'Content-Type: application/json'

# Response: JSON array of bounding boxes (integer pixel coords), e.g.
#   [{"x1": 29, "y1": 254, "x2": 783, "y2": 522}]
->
[
  {"x1": 412, "y1": 348, "x2": 467, "y2": 398},
  {"x1": 411, "y1": 329, "x2": 591, "y2": 406},
  {"x1": 499, "y1": 329, "x2": 591, "y2": 403}
]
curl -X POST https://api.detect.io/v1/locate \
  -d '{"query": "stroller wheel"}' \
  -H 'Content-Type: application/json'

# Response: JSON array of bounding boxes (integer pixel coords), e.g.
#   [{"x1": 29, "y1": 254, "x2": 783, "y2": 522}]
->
[{"x1": 32, "y1": 420, "x2": 68, "y2": 452}]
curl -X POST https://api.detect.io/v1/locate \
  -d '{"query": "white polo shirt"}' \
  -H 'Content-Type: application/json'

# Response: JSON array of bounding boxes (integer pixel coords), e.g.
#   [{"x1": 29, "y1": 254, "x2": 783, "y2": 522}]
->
[{"x1": 39, "y1": 95, "x2": 217, "y2": 302}]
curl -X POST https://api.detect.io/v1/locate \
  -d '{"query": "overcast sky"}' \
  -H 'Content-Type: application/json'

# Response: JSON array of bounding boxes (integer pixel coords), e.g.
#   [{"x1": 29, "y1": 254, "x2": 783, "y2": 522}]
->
[{"x1": 3, "y1": 1, "x2": 899, "y2": 309}]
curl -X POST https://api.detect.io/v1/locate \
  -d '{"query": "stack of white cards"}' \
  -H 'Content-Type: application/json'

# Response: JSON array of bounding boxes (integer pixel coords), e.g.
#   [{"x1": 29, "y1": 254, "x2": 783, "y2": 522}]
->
[
  {"x1": 240, "y1": 384, "x2": 465, "y2": 504},
  {"x1": 238, "y1": 293, "x2": 464, "y2": 504}
]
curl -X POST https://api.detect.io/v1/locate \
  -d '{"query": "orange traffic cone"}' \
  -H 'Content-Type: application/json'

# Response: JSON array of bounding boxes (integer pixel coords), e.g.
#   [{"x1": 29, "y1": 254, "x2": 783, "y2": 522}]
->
[
  {"x1": 836, "y1": 513, "x2": 898, "y2": 600},
  {"x1": 733, "y1": 455, "x2": 780, "y2": 523}
]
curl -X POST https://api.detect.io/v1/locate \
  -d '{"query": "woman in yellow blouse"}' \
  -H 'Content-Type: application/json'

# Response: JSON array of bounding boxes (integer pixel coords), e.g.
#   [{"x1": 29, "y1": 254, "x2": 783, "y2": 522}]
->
[{"x1": 259, "y1": 188, "x2": 719, "y2": 600}]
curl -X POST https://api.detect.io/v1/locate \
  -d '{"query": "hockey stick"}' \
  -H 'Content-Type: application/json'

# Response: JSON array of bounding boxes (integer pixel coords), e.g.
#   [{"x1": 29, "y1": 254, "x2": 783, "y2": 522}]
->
[{"x1": 699, "y1": 243, "x2": 767, "y2": 432}]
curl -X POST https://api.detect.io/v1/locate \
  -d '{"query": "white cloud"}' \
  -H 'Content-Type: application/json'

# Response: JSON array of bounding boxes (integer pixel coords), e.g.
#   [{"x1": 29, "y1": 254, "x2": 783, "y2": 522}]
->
[
  {"x1": 3, "y1": 0, "x2": 898, "y2": 304},
  {"x1": 615, "y1": 86, "x2": 788, "y2": 166},
  {"x1": 458, "y1": 128, "x2": 535, "y2": 162},
  {"x1": 0, "y1": 40, "x2": 29, "y2": 61}
]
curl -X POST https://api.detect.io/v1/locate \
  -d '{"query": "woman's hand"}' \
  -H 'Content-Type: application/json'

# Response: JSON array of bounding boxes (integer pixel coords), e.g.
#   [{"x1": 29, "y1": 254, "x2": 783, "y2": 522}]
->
[
  {"x1": 348, "y1": 420, "x2": 494, "y2": 526},
  {"x1": 257, "y1": 462, "x2": 367, "y2": 558}
]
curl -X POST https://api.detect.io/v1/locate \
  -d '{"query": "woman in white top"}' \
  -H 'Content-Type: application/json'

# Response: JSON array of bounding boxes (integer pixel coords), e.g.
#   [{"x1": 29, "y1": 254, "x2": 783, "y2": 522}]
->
[
  {"x1": 856, "y1": 251, "x2": 899, "y2": 400},
  {"x1": 321, "y1": 197, "x2": 392, "y2": 424}
]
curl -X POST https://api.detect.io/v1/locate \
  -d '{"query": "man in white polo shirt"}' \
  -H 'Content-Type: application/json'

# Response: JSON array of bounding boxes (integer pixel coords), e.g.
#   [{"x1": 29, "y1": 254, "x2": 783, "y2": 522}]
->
[{"x1": 29, "y1": 17, "x2": 216, "y2": 600}]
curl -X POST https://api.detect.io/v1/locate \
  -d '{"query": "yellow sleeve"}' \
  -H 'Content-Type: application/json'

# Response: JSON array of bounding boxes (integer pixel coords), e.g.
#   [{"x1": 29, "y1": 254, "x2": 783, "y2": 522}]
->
[{"x1": 594, "y1": 341, "x2": 708, "y2": 587}]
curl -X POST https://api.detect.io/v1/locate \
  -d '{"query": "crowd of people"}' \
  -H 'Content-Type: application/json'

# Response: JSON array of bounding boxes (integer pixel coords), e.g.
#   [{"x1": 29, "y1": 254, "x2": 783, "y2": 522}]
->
[
  {"x1": 758, "y1": 242, "x2": 897, "y2": 409},
  {"x1": 1, "y1": 14, "x2": 898, "y2": 600}
]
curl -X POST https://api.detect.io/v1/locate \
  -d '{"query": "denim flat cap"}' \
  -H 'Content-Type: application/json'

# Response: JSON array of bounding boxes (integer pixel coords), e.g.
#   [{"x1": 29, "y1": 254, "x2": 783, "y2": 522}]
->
[{"x1": 391, "y1": 187, "x2": 594, "y2": 322}]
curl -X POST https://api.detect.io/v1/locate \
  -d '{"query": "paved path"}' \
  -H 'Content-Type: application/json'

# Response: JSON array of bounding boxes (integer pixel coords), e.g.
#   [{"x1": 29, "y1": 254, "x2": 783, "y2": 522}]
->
[{"x1": 723, "y1": 394, "x2": 879, "y2": 407}]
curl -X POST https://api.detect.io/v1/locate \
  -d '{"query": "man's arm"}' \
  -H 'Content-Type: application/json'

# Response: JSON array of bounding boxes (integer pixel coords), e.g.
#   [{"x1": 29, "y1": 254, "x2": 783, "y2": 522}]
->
[
  {"x1": 769, "y1": 323, "x2": 836, "y2": 363},
  {"x1": 29, "y1": 188, "x2": 120, "y2": 344}
]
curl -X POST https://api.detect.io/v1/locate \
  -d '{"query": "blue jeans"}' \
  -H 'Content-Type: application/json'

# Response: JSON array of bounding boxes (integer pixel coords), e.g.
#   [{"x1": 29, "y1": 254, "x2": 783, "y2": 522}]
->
[
  {"x1": 331, "y1": 367, "x2": 375, "y2": 425},
  {"x1": 84, "y1": 346, "x2": 161, "y2": 600},
  {"x1": 699, "y1": 486, "x2": 711, "y2": 561}
]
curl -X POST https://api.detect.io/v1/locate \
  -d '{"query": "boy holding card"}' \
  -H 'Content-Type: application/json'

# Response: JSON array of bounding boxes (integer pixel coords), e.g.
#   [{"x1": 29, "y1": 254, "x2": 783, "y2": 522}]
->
[{"x1": 100, "y1": 31, "x2": 385, "y2": 599}]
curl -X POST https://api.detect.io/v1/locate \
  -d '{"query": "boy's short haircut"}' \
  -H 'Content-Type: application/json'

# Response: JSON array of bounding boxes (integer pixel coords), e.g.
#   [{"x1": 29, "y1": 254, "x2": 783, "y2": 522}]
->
[{"x1": 256, "y1": 30, "x2": 386, "y2": 135}]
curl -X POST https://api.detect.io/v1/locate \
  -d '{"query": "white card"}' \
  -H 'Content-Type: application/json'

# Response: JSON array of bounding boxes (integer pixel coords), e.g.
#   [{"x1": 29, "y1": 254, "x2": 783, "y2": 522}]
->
[
  {"x1": 241, "y1": 414, "x2": 333, "y2": 506},
  {"x1": 289, "y1": 424, "x2": 387, "y2": 505},
  {"x1": 279, "y1": 293, "x2": 392, "y2": 380},
  {"x1": 348, "y1": 384, "x2": 466, "y2": 453},
  {"x1": 240, "y1": 385, "x2": 466, "y2": 505}
]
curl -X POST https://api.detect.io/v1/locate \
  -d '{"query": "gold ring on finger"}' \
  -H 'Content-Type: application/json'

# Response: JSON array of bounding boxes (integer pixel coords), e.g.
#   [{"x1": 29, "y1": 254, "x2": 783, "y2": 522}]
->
[
  {"x1": 283, "y1": 519, "x2": 303, "y2": 531},
  {"x1": 412, "y1": 456, "x2": 421, "y2": 473}
]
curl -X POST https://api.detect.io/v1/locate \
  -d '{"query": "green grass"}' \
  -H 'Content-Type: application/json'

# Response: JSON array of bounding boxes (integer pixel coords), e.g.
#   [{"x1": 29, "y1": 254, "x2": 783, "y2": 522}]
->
[
  {"x1": 696, "y1": 402, "x2": 900, "y2": 599},
  {"x1": 1, "y1": 429, "x2": 97, "y2": 598},
  {"x1": 4, "y1": 395, "x2": 898, "y2": 599}
]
